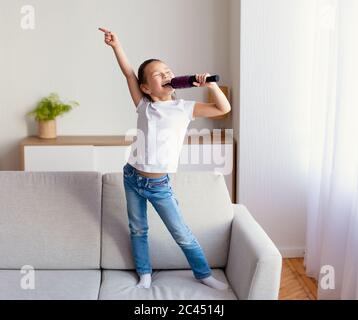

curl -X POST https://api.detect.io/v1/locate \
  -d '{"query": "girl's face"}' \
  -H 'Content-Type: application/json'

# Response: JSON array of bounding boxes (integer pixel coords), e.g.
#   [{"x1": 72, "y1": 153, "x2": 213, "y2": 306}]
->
[{"x1": 141, "y1": 61, "x2": 175, "y2": 101}]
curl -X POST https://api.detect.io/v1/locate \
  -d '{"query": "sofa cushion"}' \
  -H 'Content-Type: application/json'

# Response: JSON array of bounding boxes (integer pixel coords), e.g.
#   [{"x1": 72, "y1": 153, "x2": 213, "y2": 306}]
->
[
  {"x1": 101, "y1": 172, "x2": 233, "y2": 269},
  {"x1": 0, "y1": 172, "x2": 102, "y2": 269},
  {"x1": 98, "y1": 269, "x2": 237, "y2": 300},
  {"x1": 0, "y1": 270, "x2": 101, "y2": 300}
]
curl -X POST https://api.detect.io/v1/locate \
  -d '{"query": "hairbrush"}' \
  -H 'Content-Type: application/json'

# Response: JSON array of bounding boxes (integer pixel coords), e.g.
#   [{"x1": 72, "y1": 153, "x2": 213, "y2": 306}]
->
[{"x1": 163, "y1": 75, "x2": 220, "y2": 89}]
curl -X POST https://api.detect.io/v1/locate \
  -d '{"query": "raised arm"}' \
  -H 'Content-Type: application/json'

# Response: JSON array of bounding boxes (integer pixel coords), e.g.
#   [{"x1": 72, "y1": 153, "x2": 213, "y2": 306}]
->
[{"x1": 98, "y1": 27, "x2": 143, "y2": 108}]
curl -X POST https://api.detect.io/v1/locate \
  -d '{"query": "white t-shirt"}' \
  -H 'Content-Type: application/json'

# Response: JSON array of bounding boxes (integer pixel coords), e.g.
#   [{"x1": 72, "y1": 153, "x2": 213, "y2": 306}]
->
[{"x1": 127, "y1": 97, "x2": 196, "y2": 173}]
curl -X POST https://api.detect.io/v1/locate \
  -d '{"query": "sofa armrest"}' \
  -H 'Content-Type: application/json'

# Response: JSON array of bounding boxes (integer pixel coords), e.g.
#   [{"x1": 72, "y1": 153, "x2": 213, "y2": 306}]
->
[{"x1": 225, "y1": 204, "x2": 282, "y2": 300}]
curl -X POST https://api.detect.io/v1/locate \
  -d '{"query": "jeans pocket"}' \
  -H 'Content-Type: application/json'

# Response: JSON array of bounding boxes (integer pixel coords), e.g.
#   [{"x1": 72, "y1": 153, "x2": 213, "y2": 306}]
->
[
  {"x1": 147, "y1": 178, "x2": 169, "y2": 189},
  {"x1": 123, "y1": 164, "x2": 135, "y2": 178}
]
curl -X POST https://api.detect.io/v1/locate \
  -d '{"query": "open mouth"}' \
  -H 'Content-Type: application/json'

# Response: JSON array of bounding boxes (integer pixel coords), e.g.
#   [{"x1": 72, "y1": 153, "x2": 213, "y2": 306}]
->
[{"x1": 162, "y1": 82, "x2": 172, "y2": 88}]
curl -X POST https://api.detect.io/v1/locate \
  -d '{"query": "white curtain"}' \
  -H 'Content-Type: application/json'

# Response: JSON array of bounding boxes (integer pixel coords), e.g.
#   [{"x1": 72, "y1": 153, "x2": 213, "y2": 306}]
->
[{"x1": 305, "y1": 0, "x2": 358, "y2": 299}]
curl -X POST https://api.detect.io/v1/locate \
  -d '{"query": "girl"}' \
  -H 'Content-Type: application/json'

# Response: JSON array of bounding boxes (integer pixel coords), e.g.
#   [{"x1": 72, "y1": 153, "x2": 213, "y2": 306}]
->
[{"x1": 99, "y1": 27, "x2": 231, "y2": 290}]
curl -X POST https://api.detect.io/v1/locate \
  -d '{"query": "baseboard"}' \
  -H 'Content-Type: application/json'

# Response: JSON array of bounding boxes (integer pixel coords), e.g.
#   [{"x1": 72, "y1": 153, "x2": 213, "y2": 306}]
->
[{"x1": 278, "y1": 247, "x2": 305, "y2": 258}]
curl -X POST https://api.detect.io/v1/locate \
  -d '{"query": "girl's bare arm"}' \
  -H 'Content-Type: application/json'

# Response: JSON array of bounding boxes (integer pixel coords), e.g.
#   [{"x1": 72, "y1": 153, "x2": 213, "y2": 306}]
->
[
  {"x1": 99, "y1": 27, "x2": 143, "y2": 107},
  {"x1": 192, "y1": 74, "x2": 231, "y2": 118}
]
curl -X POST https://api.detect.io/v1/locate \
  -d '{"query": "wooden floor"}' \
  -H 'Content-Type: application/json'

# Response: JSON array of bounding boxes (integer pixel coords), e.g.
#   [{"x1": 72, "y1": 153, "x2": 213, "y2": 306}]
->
[{"x1": 279, "y1": 258, "x2": 318, "y2": 300}]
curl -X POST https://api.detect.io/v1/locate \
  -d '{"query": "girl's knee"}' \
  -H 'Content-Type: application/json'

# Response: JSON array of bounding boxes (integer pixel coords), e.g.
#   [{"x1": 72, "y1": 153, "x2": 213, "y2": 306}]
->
[
  {"x1": 174, "y1": 229, "x2": 196, "y2": 246},
  {"x1": 129, "y1": 224, "x2": 148, "y2": 236}
]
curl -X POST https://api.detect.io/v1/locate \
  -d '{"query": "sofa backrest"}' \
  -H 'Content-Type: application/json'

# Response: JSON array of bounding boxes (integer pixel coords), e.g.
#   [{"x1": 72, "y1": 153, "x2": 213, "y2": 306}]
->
[
  {"x1": 101, "y1": 171, "x2": 233, "y2": 270},
  {"x1": 0, "y1": 172, "x2": 102, "y2": 269}
]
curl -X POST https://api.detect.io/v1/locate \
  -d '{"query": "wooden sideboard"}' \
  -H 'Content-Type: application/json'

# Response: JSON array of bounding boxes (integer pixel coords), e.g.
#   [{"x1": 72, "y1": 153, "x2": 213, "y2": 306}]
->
[{"x1": 19, "y1": 130, "x2": 236, "y2": 202}]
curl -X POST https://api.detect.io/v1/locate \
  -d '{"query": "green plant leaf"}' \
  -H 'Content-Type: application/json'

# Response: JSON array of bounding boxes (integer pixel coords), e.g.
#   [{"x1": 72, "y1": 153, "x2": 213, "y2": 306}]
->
[{"x1": 26, "y1": 93, "x2": 80, "y2": 121}]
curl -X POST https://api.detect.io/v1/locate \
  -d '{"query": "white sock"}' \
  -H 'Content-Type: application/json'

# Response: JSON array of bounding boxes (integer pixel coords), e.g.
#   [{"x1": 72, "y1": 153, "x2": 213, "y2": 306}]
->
[
  {"x1": 136, "y1": 273, "x2": 152, "y2": 289},
  {"x1": 200, "y1": 276, "x2": 229, "y2": 290}
]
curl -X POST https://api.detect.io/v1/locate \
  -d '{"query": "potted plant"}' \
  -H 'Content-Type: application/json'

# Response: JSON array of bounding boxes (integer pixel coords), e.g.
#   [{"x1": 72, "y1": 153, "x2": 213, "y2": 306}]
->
[{"x1": 27, "y1": 92, "x2": 79, "y2": 139}]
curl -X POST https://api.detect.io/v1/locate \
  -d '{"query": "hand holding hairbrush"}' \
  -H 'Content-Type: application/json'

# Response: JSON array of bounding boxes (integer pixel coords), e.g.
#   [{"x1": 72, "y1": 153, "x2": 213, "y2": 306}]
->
[{"x1": 162, "y1": 74, "x2": 220, "y2": 89}]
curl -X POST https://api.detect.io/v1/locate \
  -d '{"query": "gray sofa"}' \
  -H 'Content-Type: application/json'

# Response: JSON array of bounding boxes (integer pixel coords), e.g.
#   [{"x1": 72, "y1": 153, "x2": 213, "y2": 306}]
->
[{"x1": 0, "y1": 171, "x2": 282, "y2": 300}]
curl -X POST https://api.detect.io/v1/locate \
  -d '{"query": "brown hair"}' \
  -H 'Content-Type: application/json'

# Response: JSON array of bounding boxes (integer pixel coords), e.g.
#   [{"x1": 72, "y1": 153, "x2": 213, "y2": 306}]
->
[{"x1": 137, "y1": 59, "x2": 177, "y2": 102}]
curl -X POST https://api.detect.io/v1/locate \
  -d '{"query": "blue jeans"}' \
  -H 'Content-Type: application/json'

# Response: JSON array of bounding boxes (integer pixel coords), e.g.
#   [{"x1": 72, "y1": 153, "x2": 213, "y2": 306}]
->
[{"x1": 122, "y1": 162, "x2": 212, "y2": 280}]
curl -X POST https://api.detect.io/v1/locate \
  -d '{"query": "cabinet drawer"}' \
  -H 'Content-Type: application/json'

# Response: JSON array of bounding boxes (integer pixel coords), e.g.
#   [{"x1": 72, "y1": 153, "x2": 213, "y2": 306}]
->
[
  {"x1": 24, "y1": 146, "x2": 95, "y2": 171},
  {"x1": 94, "y1": 146, "x2": 131, "y2": 173}
]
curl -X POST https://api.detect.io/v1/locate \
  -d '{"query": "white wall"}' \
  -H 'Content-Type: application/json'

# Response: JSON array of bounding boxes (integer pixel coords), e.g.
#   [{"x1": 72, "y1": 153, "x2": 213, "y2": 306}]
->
[
  {"x1": 0, "y1": 0, "x2": 230, "y2": 170},
  {"x1": 237, "y1": 0, "x2": 316, "y2": 257},
  {"x1": 1, "y1": 0, "x2": 315, "y2": 258}
]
